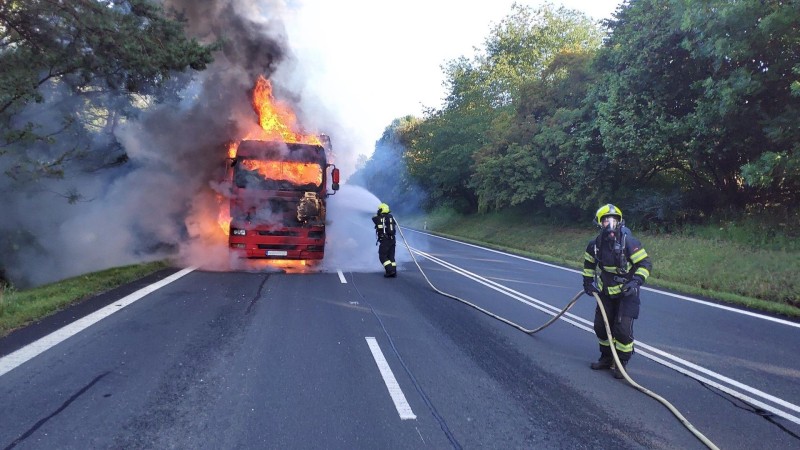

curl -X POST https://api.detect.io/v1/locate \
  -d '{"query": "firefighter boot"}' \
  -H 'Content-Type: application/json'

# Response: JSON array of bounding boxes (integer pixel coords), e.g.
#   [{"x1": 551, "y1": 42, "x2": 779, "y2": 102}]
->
[
  {"x1": 613, "y1": 360, "x2": 628, "y2": 379},
  {"x1": 590, "y1": 355, "x2": 613, "y2": 370}
]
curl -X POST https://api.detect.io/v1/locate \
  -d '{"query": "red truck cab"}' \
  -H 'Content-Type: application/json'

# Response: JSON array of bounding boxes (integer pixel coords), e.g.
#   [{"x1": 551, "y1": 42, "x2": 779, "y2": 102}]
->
[{"x1": 227, "y1": 139, "x2": 339, "y2": 259}]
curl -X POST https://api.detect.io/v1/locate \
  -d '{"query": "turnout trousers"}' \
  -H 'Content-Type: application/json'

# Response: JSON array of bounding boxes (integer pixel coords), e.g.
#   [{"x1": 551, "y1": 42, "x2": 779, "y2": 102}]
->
[
  {"x1": 593, "y1": 288, "x2": 639, "y2": 362},
  {"x1": 378, "y1": 238, "x2": 396, "y2": 276}
]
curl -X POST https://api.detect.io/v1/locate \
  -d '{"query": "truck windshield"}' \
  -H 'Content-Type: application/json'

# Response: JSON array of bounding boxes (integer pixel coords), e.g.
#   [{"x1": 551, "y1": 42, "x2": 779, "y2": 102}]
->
[{"x1": 234, "y1": 159, "x2": 323, "y2": 191}]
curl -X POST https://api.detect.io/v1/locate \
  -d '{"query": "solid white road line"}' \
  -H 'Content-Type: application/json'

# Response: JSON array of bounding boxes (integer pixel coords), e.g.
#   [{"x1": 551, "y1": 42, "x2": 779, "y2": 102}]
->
[
  {"x1": 338, "y1": 270, "x2": 347, "y2": 284},
  {"x1": 365, "y1": 337, "x2": 417, "y2": 420},
  {"x1": 0, "y1": 267, "x2": 196, "y2": 378},
  {"x1": 406, "y1": 229, "x2": 800, "y2": 329}
]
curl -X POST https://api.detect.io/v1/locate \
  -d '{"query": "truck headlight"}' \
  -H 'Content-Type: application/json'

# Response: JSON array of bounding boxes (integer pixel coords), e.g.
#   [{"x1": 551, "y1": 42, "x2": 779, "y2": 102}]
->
[{"x1": 232, "y1": 228, "x2": 246, "y2": 236}]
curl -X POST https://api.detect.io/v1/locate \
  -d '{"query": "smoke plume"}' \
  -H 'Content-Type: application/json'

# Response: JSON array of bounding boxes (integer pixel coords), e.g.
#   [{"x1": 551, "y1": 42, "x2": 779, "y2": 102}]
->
[{"x1": 0, "y1": 0, "x2": 383, "y2": 288}]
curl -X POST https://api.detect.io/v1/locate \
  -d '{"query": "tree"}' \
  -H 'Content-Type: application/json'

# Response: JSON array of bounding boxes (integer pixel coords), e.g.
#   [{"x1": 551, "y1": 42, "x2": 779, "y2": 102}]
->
[
  {"x1": 0, "y1": 0, "x2": 216, "y2": 181},
  {"x1": 404, "y1": 3, "x2": 604, "y2": 213},
  {"x1": 590, "y1": 1, "x2": 713, "y2": 217},
  {"x1": 471, "y1": 50, "x2": 604, "y2": 213},
  {"x1": 593, "y1": 0, "x2": 800, "y2": 217},
  {"x1": 681, "y1": 0, "x2": 800, "y2": 208},
  {"x1": 432, "y1": 2, "x2": 604, "y2": 213},
  {"x1": 481, "y1": 2, "x2": 604, "y2": 106}
]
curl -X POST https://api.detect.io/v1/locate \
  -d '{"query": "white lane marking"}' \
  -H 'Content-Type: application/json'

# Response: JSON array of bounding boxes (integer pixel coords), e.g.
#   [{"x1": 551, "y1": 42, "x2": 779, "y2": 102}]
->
[
  {"x1": 365, "y1": 337, "x2": 416, "y2": 420},
  {"x1": 411, "y1": 249, "x2": 800, "y2": 426},
  {"x1": 337, "y1": 270, "x2": 347, "y2": 284},
  {"x1": 405, "y1": 229, "x2": 800, "y2": 329},
  {"x1": 0, "y1": 267, "x2": 196, "y2": 378},
  {"x1": 636, "y1": 348, "x2": 800, "y2": 425}
]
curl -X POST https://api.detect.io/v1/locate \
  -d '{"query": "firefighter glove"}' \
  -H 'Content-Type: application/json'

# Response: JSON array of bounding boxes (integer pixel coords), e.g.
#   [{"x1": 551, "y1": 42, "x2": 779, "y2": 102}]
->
[
  {"x1": 623, "y1": 278, "x2": 642, "y2": 293},
  {"x1": 584, "y1": 282, "x2": 600, "y2": 297}
]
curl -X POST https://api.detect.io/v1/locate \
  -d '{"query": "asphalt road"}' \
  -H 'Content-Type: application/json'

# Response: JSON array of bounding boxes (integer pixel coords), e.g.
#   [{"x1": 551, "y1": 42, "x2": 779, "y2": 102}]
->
[{"x1": 1, "y1": 229, "x2": 799, "y2": 449}]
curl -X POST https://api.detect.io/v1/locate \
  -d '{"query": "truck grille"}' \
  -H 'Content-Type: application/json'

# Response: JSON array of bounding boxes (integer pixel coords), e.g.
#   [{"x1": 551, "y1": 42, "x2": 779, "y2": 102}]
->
[{"x1": 258, "y1": 230, "x2": 300, "y2": 237}]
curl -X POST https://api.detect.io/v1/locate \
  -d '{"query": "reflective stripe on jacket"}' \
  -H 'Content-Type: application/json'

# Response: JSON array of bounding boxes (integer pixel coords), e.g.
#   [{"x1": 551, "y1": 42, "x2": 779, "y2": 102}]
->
[{"x1": 583, "y1": 226, "x2": 652, "y2": 298}]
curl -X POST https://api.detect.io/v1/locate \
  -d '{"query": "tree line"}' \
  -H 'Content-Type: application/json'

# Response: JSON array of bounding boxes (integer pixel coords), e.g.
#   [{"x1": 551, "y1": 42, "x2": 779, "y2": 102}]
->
[{"x1": 351, "y1": 1, "x2": 799, "y2": 229}]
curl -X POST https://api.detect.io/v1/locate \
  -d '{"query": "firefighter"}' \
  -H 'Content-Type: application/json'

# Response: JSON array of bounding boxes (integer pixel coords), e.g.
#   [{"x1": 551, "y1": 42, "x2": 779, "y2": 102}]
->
[
  {"x1": 372, "y1": 202, "x2": 397, "y2": 277},
  {"x1": 583, "y1": 204, "x2": 652, "y2": 379}
]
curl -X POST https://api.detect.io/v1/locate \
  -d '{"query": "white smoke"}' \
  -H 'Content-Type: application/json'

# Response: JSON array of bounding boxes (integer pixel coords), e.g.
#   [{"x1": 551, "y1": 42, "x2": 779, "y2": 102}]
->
[{"x1": 321, "y1": 184, "x2": 412, "y2": 274}]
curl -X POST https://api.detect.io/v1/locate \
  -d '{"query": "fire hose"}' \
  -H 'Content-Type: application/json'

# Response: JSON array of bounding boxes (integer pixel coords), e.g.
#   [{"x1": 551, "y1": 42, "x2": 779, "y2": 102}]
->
[{"x1": 394, "y1": 220, "x2": 720, "y2": 450}]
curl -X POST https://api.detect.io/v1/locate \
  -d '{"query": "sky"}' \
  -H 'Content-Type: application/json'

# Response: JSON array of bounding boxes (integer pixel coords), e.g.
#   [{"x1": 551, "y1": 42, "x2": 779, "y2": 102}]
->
[{"x1": 283, "y1": 0, "x2": 623, "y2": 164}]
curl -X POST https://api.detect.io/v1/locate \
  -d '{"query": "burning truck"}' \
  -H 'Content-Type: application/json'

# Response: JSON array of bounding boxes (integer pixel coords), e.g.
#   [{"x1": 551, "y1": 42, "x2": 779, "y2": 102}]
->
[{"x1": 220, "y1": 76, "x2": 339, "y2": 260}]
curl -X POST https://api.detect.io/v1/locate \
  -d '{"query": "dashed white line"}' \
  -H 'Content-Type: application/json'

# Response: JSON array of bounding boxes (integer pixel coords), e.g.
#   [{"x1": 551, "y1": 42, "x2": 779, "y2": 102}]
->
[
  {"x1": 365, "y1": 337, "x2": 416, "y2": 420},
  {"x1": 337, "y1": 270, "x2": 347, "y2": 284}
]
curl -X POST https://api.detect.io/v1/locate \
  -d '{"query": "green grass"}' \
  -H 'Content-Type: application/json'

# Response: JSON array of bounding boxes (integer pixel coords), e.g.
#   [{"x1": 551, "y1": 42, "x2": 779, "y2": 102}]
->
[
  {"x1": 400, "y1": 208, "x2": 800, "y2": 318},
  {"x1": 0, "y1": 260, "x2": 170, "y2": 337}
]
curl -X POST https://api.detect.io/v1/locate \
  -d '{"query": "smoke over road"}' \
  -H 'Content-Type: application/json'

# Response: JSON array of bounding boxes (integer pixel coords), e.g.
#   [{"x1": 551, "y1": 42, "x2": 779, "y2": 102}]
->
[{"x1": 0, "y1": 0, "x2": 382, "y2": 288}]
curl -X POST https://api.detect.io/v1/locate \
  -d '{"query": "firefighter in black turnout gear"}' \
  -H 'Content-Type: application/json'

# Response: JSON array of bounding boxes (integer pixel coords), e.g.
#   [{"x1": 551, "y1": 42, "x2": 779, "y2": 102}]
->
[
  {"x1": 583, "y1": 204, "x2": 652, "y2": 379},
  {"x1": 372, "y1": 203, "x2": 397, "y2": 277}
]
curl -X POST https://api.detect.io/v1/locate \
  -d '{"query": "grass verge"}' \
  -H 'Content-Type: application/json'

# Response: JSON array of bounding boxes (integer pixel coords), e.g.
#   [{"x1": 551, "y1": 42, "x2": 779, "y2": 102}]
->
[{"x1": 0, "y1": 260, "x2": 170, "y2": 337}]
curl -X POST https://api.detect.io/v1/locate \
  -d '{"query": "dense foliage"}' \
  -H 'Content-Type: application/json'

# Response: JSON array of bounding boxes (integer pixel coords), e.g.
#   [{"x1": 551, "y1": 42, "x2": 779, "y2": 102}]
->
[
  {"x1": 0, "y1": 0, "x2": 216, "y2": 183},
  {"x1": 353, "y1": 0, "x2": 800, "y2": 229}
]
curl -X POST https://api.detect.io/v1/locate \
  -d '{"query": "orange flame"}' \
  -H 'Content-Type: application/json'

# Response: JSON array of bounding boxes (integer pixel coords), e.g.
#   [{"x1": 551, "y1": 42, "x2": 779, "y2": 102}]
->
[
  {"x1": 218, "y1": 76, "x2": 322, "y2": 235},
  {"x1": 251, "y1": 75, "x2": 321, "y2": 145},
  {"x1": 241, "y1": 160, "x2": 323, "y2": 186},
  {"x1": 217, "y1": 193, "x2": 231, "y2": 236}
]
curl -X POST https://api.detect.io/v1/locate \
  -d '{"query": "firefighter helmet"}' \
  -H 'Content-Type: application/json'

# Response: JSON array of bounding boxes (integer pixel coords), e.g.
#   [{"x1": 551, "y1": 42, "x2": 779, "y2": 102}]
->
[
  {"x1": 378, "y1": 203, "x2": 390, "y2": 214},
  {"x1": 595, "y1": 204, "x2": 622, "y2": 226}
]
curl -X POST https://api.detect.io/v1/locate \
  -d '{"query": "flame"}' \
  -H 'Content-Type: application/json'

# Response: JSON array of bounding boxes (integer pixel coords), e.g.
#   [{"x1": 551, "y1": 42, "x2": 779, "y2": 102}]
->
[
  {"x1": 237, "y1": 259, "x2": 314, "y2": 274},
  {"x1": 217, "y1": 193, "x2": 231, "y2": 236},
  {"x1": 240, "y1": 160, "x2": 323, "y2": 186},
  {"x1": 216, "y1": 75, "x2": 322, "y2": 240},
  {"x1": 251, "y1": 75, "x2": 321, "y2": 145}
]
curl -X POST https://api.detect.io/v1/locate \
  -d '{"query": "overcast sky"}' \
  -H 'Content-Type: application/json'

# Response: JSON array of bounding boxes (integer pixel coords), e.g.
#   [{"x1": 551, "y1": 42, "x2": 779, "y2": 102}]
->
[{"x1": 282, "y1": 0, "x2": 622, "y2": 162}]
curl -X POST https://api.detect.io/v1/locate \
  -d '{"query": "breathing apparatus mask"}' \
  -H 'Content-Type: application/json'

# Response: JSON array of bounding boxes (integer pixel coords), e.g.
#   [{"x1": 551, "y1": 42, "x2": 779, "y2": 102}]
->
[{"x1": 600, "y1": 215, "x2": 621, "y2": 240}]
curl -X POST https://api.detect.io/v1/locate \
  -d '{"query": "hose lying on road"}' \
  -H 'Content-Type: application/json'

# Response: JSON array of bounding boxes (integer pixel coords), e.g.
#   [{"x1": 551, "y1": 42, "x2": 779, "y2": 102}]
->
[
  {"x1": 593, "y1": 291, "x2": 719, "y2": 450},
  {"x1": 395, "y1": 221, "x2": 720, "y2": 450}
]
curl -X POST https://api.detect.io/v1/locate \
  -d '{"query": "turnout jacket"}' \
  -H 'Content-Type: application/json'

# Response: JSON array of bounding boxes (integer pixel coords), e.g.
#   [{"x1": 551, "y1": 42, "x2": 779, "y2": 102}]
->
[
  {"x1": 372, "y1": 213, "x2": 396, "y2": 241},
  {"x1": 583, "y1": 226, "x2": 652, "y2": 298}
]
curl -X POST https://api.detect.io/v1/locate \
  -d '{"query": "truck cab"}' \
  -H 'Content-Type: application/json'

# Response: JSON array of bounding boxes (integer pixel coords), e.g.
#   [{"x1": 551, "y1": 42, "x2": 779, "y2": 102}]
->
[{"x1": 227, "y1": 139, "x2": 339, "y2": 259}]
